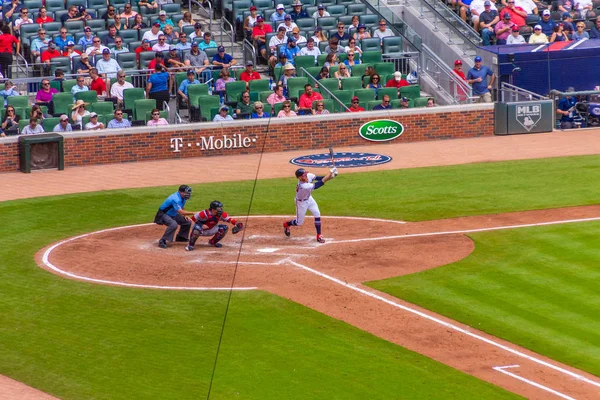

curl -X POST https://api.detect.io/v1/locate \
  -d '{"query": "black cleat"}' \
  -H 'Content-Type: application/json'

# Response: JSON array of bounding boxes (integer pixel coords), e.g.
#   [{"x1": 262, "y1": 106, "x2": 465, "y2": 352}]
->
[
  {"x1": 175, "y1": 236, "x2": 189, "y2": 242},
  {"x1": 283, "y1": 222, "x2": 291, "y2": 237},
  {"x1": 158, "y1": 240, "x2": 168, "y2": 249},
  {"x1": 209, "y1": 240, "x2": 223, "y2": 248}
]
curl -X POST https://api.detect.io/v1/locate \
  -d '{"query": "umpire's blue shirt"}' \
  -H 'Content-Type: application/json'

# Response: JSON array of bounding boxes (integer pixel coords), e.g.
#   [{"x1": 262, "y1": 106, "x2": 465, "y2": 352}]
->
[{"x1": 160, "y1": 192, "x2": 186, "y2": 217}]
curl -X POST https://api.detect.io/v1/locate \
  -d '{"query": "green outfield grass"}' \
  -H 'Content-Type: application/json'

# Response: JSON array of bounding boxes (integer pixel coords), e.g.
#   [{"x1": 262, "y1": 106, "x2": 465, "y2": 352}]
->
[
  {"x1": 368, "y1": 222, "x2": 600, "y2": 377},
  {"x1": 2, "y1": 154, "x2": 600, "y2": 398}
]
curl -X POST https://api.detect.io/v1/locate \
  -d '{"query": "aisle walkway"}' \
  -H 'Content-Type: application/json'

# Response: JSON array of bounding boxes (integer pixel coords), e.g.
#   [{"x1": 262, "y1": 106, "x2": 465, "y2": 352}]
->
[{"x1": 1, "y1": 129, "x2": 599, "y2": 202}]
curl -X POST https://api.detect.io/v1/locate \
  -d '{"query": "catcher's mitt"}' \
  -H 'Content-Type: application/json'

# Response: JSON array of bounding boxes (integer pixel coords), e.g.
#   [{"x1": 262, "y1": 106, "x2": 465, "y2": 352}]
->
[{"x1": 232, "y1": 222, "x2": 244, "y2": 234}]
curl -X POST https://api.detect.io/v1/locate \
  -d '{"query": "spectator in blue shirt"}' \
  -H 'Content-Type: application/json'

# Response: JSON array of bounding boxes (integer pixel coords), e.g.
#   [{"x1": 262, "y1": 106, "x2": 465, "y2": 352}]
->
[
  {"x1": 54, "y1": 27, "x2": 75, "y2": 51},
  {"x1": 211, "y1": 46, "x2": 237, "y2": 69},
  {"x1": 466, "y1": 55, "x2": 495, "y2": 103},
  {"x1": 538, "y1": 9, "x2": 556, "y2": 37},
  {"x1": 0, "y1": 80, "x2": 18, "y2": 106},
  {"x1": 3, "y1": 0, "x2": 22, "y2": 23},
  {"x1": 178, "y1": 70, "x2": 200, "y2": 106},
  {"x1": 107, "y1": 109, "x2": 132, "y2": 128},
  {"x1": 373, "y1": 94, "x2": 392, "y2": 110},
  {"x1": 270, "y1": 4, "x2": 286, "y2": 23},
  {"x1": 556, "y1": 87, "x2": 577, "y2": 129},
  {"x1": 282, "y1": 37, "x2": 300, "y2": 64},
  {"x1": 198, "y1": 32, "x2": 217, "y2": 50},
  {"x1": 156, "y1": 185, "x2": 194, "y2": 249},
  {"x1": 78, "y1": 27, "x2": 94, "y2": 48}
]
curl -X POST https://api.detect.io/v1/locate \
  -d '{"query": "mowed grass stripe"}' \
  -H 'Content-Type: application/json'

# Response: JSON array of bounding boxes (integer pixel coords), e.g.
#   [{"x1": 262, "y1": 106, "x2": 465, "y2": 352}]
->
[{"x1": 369, "y1": 222, "x2": 600, "y2": 376}]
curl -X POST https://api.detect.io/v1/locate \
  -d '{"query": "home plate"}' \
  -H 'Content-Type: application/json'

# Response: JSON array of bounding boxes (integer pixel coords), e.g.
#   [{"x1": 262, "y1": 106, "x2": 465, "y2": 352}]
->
[{"x1": 257, "y1": 248, "x2": 280, "y2": 253}]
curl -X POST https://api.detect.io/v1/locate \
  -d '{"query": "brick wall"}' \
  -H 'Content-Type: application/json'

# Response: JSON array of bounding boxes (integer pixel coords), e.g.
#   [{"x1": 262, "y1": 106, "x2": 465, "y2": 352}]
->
[{"x1": 0, "y1": 104, "x2": 495, "y2": 173}]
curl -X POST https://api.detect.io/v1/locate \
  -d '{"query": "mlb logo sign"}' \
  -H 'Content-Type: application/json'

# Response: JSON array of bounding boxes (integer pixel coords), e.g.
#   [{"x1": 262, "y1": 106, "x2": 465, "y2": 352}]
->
[{"x1": 516, "y1": 104, "x2": 542, "y2": 132}]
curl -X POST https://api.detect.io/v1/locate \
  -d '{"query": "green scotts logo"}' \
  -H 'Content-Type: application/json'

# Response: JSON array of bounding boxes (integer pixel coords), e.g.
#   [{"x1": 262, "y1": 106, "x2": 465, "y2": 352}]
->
[{"x1": 359, "y1": 120, "x2": 404, "y2": 141}]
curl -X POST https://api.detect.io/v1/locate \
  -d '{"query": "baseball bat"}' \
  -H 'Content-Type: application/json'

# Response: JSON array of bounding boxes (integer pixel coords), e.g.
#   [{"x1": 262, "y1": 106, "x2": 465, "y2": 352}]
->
[{"x1": 328, "y1": 147, "x2": 335, "y2": 167}]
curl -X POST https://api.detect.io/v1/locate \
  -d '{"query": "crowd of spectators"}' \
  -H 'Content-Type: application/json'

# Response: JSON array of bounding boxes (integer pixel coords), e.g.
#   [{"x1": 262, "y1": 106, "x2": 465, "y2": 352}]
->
[{"x1": 450, "y1": 0, "x2": 600, "y2": 45}]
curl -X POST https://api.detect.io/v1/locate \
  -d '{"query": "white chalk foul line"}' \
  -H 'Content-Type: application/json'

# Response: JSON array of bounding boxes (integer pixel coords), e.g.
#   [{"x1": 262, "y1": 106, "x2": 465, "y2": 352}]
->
[
  {"x1": 493, "y1": 365, "x2": 576, "y2": 400},
  {"x1": 41, "y1": 224, "x2": 256, "y2": 291},
  {"x1": 330, "y1": 216, "x2": 600, "y2": 244},
  {"x1": 284, "y1": 258, "x2": 600, "y2": 390}
]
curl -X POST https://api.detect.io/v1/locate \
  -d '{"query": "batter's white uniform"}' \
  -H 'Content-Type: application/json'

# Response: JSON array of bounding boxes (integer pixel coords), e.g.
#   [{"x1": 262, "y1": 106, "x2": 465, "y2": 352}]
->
[{"x1": 294, "y1": 173, "x2": 323, "y2": 225}]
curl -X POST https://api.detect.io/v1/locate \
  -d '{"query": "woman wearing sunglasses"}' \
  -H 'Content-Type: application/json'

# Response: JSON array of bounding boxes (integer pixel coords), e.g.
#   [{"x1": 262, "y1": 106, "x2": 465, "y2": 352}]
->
[{"x1": 1, "y1": 106, "x2": 20, "y2": 136}]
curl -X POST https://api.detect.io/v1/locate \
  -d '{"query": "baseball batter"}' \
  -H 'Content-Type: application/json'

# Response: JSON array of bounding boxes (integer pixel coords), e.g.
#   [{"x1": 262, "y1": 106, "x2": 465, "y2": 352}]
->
[
  {"x1": 185, "y1": 200, "x2": 244, "y2": 251},
  {"x1": 283, "y1": 167, "x2": 338, "y2": 243}
]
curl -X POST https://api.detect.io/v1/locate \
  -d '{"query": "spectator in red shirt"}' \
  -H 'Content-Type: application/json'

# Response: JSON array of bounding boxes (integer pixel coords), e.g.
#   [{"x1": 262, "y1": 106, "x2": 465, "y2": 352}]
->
[
  {"x1": 298, "y1": 84, "x2": 323, "y2": 114},
  {"x1": 135, "y1": 39, "x2": 153, "y2": 63},
  {"x1": 89, "y1": 68, "x2": 107, "y2": 96},
  {"x1": 501, "y1": 0, "x2": 527, "y2": 27},
  {"x1": 347, "y1": 96, "x2": 365, "y2": 112},
  {"x1": 41, "y1": 41, "x2": 61, "y2": 75},
  {"x1": 252, "y1": 16, "x2": 273, "y2": 60},
  {"x1": 35, "y1": 6, "x2": 54, "y2": 24},
  {"x1": 148, "y1": 52, "x2": 166, "y2": 71},
  {"x1": 452, "y1": 59, "x2": 468, "y2": 102},
  {"x1": 385, "y1": 71, "x2": 410, "y2": 89},
  {"x1": 239, "y1": 60, "x2": 261, "y2": 87},
  {"x1": 0, "y1": 25, "x2": 20, "y2": 78}
]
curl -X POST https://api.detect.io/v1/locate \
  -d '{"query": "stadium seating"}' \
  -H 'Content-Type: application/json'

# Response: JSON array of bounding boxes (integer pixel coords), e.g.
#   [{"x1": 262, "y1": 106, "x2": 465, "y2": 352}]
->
[{"x1": 133, "y1": 99, "x2": 156, "y2": 122}]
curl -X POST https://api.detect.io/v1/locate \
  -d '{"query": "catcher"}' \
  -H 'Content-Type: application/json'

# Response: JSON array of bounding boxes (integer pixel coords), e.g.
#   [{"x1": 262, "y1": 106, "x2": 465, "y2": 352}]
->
[{"x1": 185, "y1": 200, "x2": 244, "y2": 251}]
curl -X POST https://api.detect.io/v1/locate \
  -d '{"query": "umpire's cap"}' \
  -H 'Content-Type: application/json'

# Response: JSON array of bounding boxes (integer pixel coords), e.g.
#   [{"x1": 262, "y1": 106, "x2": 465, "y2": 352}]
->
[{"x1": 295, "y1": 168, "x2": 307, "y2": 178}]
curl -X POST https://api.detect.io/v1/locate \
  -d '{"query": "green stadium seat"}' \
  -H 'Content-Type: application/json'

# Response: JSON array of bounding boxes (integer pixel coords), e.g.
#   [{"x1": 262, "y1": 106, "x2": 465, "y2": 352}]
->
[
  {"x1": 7, "y1": 96, "x2": 29, "y2": 109},
  {"x1": 400, "y1": 84, "x2": 421, "y2": 100},
  {"x1": 318, "y1": 78, "x2": 341, "y2": 97},
  {"x1": 160, "y1": 3, "x2": 181, "y2": 13},
  {"x1": 198, "y1": 95, "x2": 221, "y2": 121},
  {"x1": 411, "y1": 97, "x2": 427, "y2": 107},
  {"x1": 377, "y1": 87, "x2": 399, "y2": 100},
  {"x1": 42, "y1": 117, "x2": 61, "y2": 132},
  {"x1": 361, "y1": 51, "x2": 382, "y2": 64},
  {"x1": 360, "y1": 14, "x2": 379, "y2": 26},
  {"x1": 326, "y1": 5, "x2": 346, "y2": 17},
  {"x1": 85, "y1": 19, "x2": 107, "y2": 31},
  {"x1": 305, "y1": 66, "x2": 322, "y2": 80},
  {"x1": 51, "y1": 92, "x2": 74, "y2": 116},
  {"x1": 341, "y1": 77, "x2": 362, "y2": 94},
  {"x1": 353, "y1": 88, "x2": 376, "y2": 103},
  {"x1": 225, "y1": 81, "x2": 247, "y2": 103},
  {"x1": 294, "y1": 55, "x2": 317, "y2": 75},
  {"x1": 62, "y1": 79, "x2": 77, "y2": 94},
  {"x1": 89, "y1": 101, "x2": 114, "y2": 115},
  {"x1": 382, "y1": 36, "x2": 403, "y2": 54},
  {"x1": 317, "y1": 16, "x2": 337, "y2": 31},
  {"x1": 360, "y1": 38, "x2": 382, "y2": 53},
  {"x1": 367, "y1": 99, "x2": 383, "y2": 110},
  {"x1": 346, "y1": 3, "x2": 367, "y2": 14},
  {"x1": 133, "y1": 99, "x2": 156, "y2": 122},
  {"x1": 75, "y1": 90, "x2": 99, "y2": 104},
  {"x1": 349, "y1": 63, "x2": 370, "y2": 78},
  {"x1": 331, "y1": 89, "x2": 352, "y2": 112},
  {"x1": 287, "y1": 77, "x2": 309, "y2": 100},
  {"x1": 375, "y1": 62, "x2": 395, "y2": 77},
  {"x1": 123, "y1": 88, "x2": 146, "y2": 112},
  {"x1": 188, "y1": 84, "x2": 210, "y2": 108}
]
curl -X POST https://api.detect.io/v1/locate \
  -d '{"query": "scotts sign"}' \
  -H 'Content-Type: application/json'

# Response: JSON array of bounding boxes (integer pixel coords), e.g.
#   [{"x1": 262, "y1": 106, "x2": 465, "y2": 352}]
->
[{"x1": 359, "y1": 120, "x2": 404, "y2": 141}]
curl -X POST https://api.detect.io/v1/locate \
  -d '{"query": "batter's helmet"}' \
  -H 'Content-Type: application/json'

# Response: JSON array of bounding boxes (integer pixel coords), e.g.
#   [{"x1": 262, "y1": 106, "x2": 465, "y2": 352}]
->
[
  {"x1": 179, "y1": 185, "x2": 192, "y2": 199},
  {"x1": 295, "y1": 168, "x2": 307, "y2": 178}
]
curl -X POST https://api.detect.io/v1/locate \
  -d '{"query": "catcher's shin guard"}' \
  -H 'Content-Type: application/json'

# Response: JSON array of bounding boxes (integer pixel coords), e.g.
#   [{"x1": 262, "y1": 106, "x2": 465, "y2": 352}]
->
[
  {"x1": 209, "y1": 224, "x2": 228, "y2": 247},
  {"x1": 189, "y1": 223, "x2": 202, "y2": 247}
]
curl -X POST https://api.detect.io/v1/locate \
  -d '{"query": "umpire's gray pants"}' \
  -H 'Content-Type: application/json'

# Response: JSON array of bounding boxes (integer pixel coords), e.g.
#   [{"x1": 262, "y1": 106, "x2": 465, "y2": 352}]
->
[{"x1": 161, "y1": 214, "x2": 191, "y2": 242}]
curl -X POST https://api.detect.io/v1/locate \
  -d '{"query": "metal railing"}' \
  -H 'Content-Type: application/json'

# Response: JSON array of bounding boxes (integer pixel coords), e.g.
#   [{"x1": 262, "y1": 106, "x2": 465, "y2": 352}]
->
[
  {"x1": 421, "y1": 43, "x2": 471, "y2": 104},
  {"x1": 301, "y1": 67, "x2": 350, "y2": 113},
  {"x1": 189, "y1": 0, "x2": 213, "y2": 34},
  {"x1": 500, "y1": 82, "x2": 548, "y2": 103},
  {"x1": 415, "y1": 0, "x2": 482, "y2": 48},
  {"x1": 362, "y1": 0, "x2": 422, "y2": 52},
  {"x1": 242, "y1": 38, "x2": 257, "y2": 68},
  {"x1": 220, "y1": 17, "x2": 235, "y2": 58},
  {"x1": 15, "y1": 53, "x2": 30, "y2": 78}
]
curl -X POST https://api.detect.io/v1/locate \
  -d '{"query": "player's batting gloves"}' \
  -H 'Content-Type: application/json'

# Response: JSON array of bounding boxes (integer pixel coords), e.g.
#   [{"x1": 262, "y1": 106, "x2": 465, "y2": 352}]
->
[{"x1": 330, "y1": 167, "x2": 338, "y2": 177}]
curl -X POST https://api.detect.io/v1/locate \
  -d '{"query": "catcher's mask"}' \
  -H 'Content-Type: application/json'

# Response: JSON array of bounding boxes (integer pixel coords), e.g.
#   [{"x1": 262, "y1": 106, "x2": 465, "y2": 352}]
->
[
  {"x1": 179, "y1": 185, "x2": 192, "y2": 200},
  {"x1": 210, "y1": 200, "x2": 224, "y2": 217},
  {"x1": 295, "y1": 168, "x2": 307, "y2": 178}
]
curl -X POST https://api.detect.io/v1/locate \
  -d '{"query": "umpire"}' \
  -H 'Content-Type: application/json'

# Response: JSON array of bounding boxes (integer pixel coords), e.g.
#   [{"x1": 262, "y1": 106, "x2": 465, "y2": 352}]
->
[{"x1": 155, "y1": 185, "x2": 195, "y2": 249}]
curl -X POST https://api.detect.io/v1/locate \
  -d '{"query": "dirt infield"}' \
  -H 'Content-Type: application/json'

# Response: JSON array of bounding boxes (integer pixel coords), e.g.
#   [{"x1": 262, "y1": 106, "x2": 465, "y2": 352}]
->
[{"x1": 38, "y1": 206, "x2": 600, "y2": 399}]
